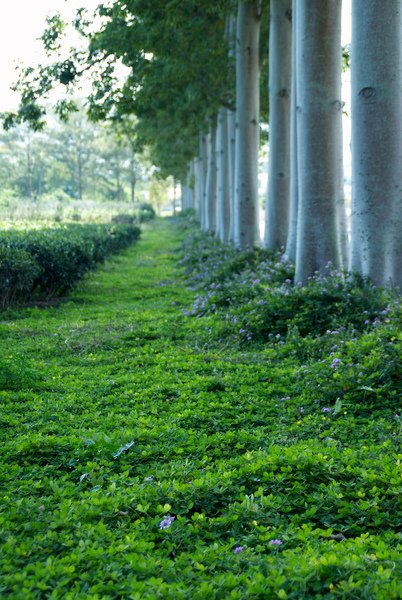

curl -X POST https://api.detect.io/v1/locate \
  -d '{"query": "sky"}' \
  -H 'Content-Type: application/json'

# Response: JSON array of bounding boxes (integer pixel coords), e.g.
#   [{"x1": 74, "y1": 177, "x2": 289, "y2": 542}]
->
[{"x1": 0, "y1": 0, "x2": 100, "y2": 112}]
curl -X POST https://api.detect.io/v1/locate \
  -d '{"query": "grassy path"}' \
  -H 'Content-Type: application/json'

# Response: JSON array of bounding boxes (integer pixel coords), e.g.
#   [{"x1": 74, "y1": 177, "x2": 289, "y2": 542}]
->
[{"x1": 1, "y1": 220, "x2": 401, "y2": 599}]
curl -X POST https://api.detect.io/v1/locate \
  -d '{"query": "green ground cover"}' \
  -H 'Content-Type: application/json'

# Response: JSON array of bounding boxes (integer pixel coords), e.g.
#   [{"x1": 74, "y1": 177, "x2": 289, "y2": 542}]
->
[{"x1": 0, "y1": 218, "x2": 401, "y2": 599}]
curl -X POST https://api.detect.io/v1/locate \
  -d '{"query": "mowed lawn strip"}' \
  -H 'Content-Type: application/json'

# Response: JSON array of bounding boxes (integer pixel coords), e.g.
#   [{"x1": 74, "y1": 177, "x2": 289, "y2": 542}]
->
[{"x1": 0, "y1": 219, "x2": 401, "y2": 599}]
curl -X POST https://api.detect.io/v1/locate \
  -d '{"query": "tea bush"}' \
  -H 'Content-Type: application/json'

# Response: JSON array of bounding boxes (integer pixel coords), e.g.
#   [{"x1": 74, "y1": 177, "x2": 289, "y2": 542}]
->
[
  {"x1": 0, "y1": 222, "x2": 140, "y2": 307},
  {"x1": 137, "y1": 202, "x2": 156, "y2": 222},
  {"x1": 0, "y1": 245, "x2": 40, "y2": 309}
]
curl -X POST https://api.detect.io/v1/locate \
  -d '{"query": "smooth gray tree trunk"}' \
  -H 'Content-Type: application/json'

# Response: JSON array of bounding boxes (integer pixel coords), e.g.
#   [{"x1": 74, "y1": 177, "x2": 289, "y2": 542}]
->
[
  {"x1": 182, "y1": 161, "x2": 195, "y2": 210},
  {"x1": 285, "y1": 0, "x2": 298, "y2": 260},
  {"x1": 205, "y1": 120, "x2": 217, "y2": 232},
  {"x1": 295, "y1": 0, "x2": 344, "y2": 283},
  {"x1": 227, "y1": 109, "x2": 236, "y2": 242},
  {"x1": 195, "y1": 152, "x2": 202, "y2": 221},
  {"x1": 349, "y1": 0, "x2": 402, "y2": 288},
  {"x1": 199, "y1": 131, "x2": 209, "y2": 230},
  {"x1": 264, "y1": 0, "x2": 292, "y2": 250},
  {"x1": 227, "y1": 10, "x2": 237, "y2": 243},
  {"x1": 234, "y1": 0, "x2": 261, "y2": 248},
  {"x1": 217, "y1": 108, "x2": 231, "y2": 242},
  {"x1": 189, "y1": 160, "x2": 195, "y2": 209}
]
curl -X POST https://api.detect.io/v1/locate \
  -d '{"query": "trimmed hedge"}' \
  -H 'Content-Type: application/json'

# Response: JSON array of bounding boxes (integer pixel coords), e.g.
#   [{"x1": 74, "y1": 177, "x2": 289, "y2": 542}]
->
[{"x1": 0, "y1": 223, "x2": 140, "y2": 308}]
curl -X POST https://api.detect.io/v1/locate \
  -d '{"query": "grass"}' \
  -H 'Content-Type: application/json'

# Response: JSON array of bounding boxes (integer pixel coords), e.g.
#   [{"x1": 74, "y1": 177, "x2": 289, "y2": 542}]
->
[{"x1": 0, "y1": 218, "x2": 401, "y2": 599}]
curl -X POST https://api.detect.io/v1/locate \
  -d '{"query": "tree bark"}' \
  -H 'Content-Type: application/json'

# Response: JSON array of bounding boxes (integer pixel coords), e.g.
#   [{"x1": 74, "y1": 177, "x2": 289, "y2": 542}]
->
[
  {"x1": 227, "y1": 9, "x2": 237, "y2": 242},
  {"x1": 264, "y1": 0, "x2": 292, "y2": 250},
  {"x1": 295, "y1": 0, "x2": 344, "y2": 283},
  {"x1": 182, "y1": 161, "x2": 195, "y2": 210},
  {"x1": 199, "y1": 131, "x2": 209, "y2": 230},
  {"x1": 234, "y1": 0, "x2": 261, "y2": 248},
  {"x1": 205, "y1": 120, "x2": 217, "y2": 232},
  {"x1": 194, "y1": 152, "x2": 202, "y2": 221},
  {"x1": 285, "y1": 0, "x2": 298, "y2": 260},
  {"x1": 216, "y1": 108, "x2": 231, "y2": 242},
  {"x1": 349, "y1": 0, "x2": 402, "y2": 288}
]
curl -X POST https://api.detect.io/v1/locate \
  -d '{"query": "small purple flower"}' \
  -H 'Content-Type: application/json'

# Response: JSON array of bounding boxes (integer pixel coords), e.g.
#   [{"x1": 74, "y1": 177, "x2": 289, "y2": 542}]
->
[
  {"x1": 145, "y1": 476, "x2": 153, "y2": 482},
  {"x1": 322, "y1": 407, "x2": 332, "y2": 413},
  {"x1": 234, "y1": 546, "x2": 244, "y2": 554},
  {"x1": 300, "y1": 407, "x2": 305, "y2": 414},
  {"x1": 269, "y1": 539, "x2": 283, "y2": 546},
  {"x1": 331, "y1": 358, "x2": 341, "y2": 369},
  {"x1": 239, "y1": 328, "x2": 246, "y2": 334},
  {"x1": 159, "y1": 516, "x2": 175, "y2": 530}
]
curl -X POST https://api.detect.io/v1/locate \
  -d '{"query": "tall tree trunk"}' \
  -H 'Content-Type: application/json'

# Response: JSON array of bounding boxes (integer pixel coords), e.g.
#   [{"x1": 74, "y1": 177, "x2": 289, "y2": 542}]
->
[
  {"x1": 295, "y1": 0, "x2": 344, "y2": 283},
  {"x1": 205, "y1": 120, "x2": 217, "y2": 232},
  {"x1": 200, "y1": 131, "x2": 209, "y2": 230},
  {"x1": 285, "y1": 0, "x2": 298, "y2": 260},
  {"x1": 234, "y1": 0, "x2": 261, "y2": 248},
  {"x1": 228, "y1": 109, "x2": 236, "y2": 242},
  {"x1": 264, "y1": 0, "x2": 292, "y2": 250},
  {"x1": 183, "y1": 161, "x2": 195, "y2": 210},
  {"x1": 227, "y1": 9, "x2": 237, "y2": 242},
  {"x1": 217, "y1": 108, "x2": 231, "y2": 242},
  {"x1": 194, "y1": 151, "x2": 202, "y2": 221},
  {"x1": 349, "y1": 0, "x2": 402, "y2": 288}
]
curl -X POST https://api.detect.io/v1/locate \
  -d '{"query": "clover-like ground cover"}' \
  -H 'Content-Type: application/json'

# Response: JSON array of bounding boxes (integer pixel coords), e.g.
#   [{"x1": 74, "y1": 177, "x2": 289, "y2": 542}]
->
[{"x1": 0, "y1": 219, "x2": 401, "y2": 599}]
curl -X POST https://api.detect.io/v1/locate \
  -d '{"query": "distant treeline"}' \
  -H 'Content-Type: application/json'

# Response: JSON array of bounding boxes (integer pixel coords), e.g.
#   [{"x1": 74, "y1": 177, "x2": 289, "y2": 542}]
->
[{"x1": 0, "y1": 110, "x2": 149, "y2": 206}]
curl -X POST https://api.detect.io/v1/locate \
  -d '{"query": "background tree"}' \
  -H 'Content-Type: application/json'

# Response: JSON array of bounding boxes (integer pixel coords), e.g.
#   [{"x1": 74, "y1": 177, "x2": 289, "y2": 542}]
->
[{"x1": 0, "y1": 108, "x2": 150, "y2": 205}]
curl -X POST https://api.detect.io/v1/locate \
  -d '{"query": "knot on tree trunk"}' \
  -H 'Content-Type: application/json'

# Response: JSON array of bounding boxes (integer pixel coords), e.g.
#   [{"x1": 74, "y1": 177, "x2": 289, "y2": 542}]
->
[{"x1": 359, "y1": 87, "x2": 376, "y2": 101}]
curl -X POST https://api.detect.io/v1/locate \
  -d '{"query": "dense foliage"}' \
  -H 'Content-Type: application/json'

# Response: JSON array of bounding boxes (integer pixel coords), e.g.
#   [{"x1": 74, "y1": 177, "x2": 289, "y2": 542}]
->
[
  {"x1": 180, "y1": 228, "x2": 395, "y2": 339},
  {"x1": 0, "y1": 218, "x2": 400, "y2": 598},
  {"x1": 0, "y1": 222, "x2": 140, "y2": 308},
  {"x1": 3, "y1": 1, "x2": 266, "y2": 181}
]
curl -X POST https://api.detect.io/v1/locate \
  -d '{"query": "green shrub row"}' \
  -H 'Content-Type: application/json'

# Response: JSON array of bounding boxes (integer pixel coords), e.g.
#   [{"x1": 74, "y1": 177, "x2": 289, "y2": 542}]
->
[
  {"x1": 110, "y1": 204, "x2": 156, "y2": 225},
  {"x1": 0, "y1": 223, "x2": 140, "y2": 308}
]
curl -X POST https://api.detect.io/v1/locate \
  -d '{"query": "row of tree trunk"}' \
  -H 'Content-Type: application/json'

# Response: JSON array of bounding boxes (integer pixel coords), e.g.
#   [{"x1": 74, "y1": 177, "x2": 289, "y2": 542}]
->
[{"x1": 182, "y1": 0, "x2": 401, "y2": 289}]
